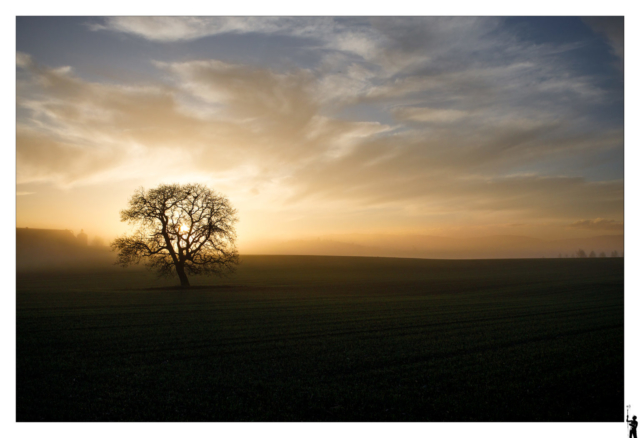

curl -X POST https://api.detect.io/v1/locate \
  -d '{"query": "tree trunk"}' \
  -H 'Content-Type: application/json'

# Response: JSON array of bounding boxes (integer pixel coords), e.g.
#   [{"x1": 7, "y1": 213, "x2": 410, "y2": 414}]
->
[{"x1": 176, "y1": 264, "x2": 190, "y2": 287}]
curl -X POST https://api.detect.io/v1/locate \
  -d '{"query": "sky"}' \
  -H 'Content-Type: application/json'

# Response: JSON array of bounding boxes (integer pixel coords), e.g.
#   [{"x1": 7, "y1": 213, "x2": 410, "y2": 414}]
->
[{"x1": 15, "y1": 16, "x2": 624, "y2": 252}]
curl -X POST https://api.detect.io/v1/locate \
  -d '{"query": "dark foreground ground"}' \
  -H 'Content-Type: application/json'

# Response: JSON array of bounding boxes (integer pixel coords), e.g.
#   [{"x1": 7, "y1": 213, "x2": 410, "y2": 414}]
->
[{"x1": 17, "y1": 256, "x2": 623, "y2": 421}]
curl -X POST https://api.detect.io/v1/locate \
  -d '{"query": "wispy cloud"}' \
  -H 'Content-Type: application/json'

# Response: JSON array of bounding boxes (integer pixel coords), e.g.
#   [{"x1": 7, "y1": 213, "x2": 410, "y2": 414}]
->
[
  {"x1": 393, "y1": 106, "x2": 468, "y2": 123},
  {"x1": 88, "y1": 17, "x2": 314, "y2": 42},
  {"x1": 568, "y1": 218, "x2": 623, "y2": 232}
]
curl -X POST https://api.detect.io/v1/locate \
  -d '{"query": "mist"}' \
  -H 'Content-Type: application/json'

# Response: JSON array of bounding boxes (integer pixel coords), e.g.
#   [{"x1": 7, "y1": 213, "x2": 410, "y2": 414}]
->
[
  {"x1": 246, "y1": 233, "x2": 624, "y2": 259},
  {"x1": 16, "y1": 227, "x2": 117, "y2": 273}
]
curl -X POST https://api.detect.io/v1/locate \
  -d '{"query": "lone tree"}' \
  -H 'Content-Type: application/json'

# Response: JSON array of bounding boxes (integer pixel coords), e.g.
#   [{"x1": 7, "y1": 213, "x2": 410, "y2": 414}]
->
[{"x1": 111, "y1": 183, "x2": 239, "y2": 287}]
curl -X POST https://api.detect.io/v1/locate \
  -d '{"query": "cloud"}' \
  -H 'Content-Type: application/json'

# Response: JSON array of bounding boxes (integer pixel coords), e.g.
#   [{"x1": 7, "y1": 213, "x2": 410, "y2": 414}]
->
[
  {"x1": 16, "y1": 126, "x2": 123, "y2": 185},
  {"x1": 16, "y1": 50, "x2": 622, "y2": 212},
  {"x1": 16, "y1": 52, "x2": 33, "y2": 68},
  {"x1": 16, "y1": 53, "x2": 395, "y2": 189},
  {"x1": 88, "y1": 17, "x2": 288, "y2": 42},
  {"x1": 16, "y1": 54, "x2": 209, "y2": 186},
  {"x1": 90, "y1": 17, "x2": 374, "y2": 57},
  {"x1": 90, "y1": 17, "x2": 614, "y2": 119},
  {"x1": 393, "y1": 107, "x2": 468, "y2": 123},
  {"x1": 287, "y1": 142, "x2": 624, "y2": 221},
  {"x1": 583, "y1": 17, "x2": 624, "y2": 61},
  {"x1": 568, "y1": 218, "x2": 623, "y2": 232},
  {"x1": 89, "y1": 17, "x2": 503, "y2": 73}
]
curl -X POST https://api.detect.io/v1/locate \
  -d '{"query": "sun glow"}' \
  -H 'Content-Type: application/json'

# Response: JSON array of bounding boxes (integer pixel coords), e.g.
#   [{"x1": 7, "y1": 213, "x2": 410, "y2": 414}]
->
[{"x1": 180, "y1": 224, "x2": 189, "y2": 233}]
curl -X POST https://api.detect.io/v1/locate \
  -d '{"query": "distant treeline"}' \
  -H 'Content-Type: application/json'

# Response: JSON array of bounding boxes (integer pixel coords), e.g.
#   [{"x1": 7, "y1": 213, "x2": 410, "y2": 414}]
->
[
  {"x1": 16, "y1": 228, "x2": 117, "y2": 272},
  {"x1": 559, "y1": 249, "x2": 622, "y2": 258}
]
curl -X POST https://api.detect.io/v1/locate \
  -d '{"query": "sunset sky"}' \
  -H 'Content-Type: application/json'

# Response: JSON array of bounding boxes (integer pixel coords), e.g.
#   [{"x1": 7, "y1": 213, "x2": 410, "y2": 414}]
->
[{"x1": 16, "y1": 16, "x2": 624, "y2": 252}]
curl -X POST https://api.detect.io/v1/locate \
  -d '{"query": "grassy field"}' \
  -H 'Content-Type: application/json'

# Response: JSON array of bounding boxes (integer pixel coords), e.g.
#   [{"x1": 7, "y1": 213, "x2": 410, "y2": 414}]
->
[{"x1": 16, "y1": 256, "x2": 623, "y2": 422}]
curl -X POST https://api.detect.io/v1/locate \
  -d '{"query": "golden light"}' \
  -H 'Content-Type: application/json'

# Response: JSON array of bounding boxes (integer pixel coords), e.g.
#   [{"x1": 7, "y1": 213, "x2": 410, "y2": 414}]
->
[{"x1": 180, "y1": 224, "x2": 189, "y2": 233}]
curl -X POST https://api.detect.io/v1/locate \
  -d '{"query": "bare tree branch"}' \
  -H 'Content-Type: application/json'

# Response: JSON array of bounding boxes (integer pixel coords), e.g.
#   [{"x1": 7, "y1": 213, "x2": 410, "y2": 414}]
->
[{"x1": 111, "y1": 183, "x2": 239, "y2": 287}]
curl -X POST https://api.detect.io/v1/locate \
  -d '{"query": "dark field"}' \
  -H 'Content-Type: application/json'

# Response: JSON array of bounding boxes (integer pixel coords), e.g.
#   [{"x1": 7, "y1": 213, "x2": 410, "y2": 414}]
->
[{"x1": 16, "y1": 256, "x2": 623, "y2": 422}]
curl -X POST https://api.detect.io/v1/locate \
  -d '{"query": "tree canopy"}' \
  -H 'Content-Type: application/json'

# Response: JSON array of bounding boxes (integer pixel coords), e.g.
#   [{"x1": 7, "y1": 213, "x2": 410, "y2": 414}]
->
[{"x1": 111, "y1": 183, "x2": 239, "y2": 287}]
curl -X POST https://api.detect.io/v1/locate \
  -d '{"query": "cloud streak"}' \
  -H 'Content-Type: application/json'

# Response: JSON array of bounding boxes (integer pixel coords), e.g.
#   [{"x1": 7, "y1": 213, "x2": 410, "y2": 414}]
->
[{"x1": 568, "y1": 218, "x2": 624, "y2": 232}]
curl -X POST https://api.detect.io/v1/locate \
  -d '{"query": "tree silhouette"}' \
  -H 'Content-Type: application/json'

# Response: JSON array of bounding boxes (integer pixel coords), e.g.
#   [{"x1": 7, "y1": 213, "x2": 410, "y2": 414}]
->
[
  {"x1": 576, "y1": 249, "x2": 587, "y2": 258},
  {"x1": 77, "y1": 229, "x2": 88, "y2": 246},
  {"x1": 588, "y1": 250, "x2": 596, "y2": 258},
  {"x1": 599, "y1": 251, "x2": 607, "y2": 258},
  {"x1": 111, "y1": 183, "x2": 239, "y2": 287},
  {"x1": 611, "y1": 250, "x2": 619, "y2": 258}
]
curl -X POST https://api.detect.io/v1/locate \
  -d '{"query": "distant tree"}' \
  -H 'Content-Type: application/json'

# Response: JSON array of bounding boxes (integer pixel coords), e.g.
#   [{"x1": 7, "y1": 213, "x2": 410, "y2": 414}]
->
[
  {"x1": 111, "y1": 183, "x2": 239, "y2": 287},
  {"x1": 611, "y1": 250, "x2": 619, "y2": 258},
  {"x1": 589, "y1": 250, "x2": 596, "y2": 258},
  {"x1": 76, "y1": 229, "x2": 88, "y2": 246},
  {"x1": 576, "y1": 249, "x2": 587, "y2": 258},
  {"x1": 558, "y1": 253, "x2": 563, "y2": 258},
  {"x1": 599, "y1": 251, "x2": 607, "y2": 258}
]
